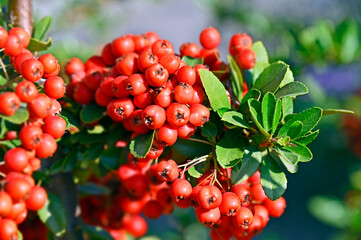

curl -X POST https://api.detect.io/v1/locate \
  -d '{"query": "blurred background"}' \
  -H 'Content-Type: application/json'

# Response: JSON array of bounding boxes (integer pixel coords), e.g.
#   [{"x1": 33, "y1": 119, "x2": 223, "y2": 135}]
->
[{"x1": 33, "y1": 0, "x2": 361, "y2": 239}]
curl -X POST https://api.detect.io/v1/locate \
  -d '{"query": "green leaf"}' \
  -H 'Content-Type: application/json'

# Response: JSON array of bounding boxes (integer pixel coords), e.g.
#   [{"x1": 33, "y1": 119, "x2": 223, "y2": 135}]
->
[
  {"x1": 61, "y1": 109, "x2": 81, "y2": 128},
  {"x1": 279, "y1": 67, "x2": 294, "y2": 88},
  {"x1": 100, "y1": 147, "x2": 123, "y2": 170},
  {"x1": 62, "y1": 150, "x2": 78, "y2": 172},
  {"x1": 296, "y1": 130, "x2": 319, "y2": 145},
  {"x1": 221, "y1": 111, "x2": 250, "y2": 128},
  {"x1": 82, "y1": 224, "x2": 113, "y2": 240},
  {"x1": 260, "y1": 153, "x2": 287, "y2": 200},
  {"x1": 17, "y1": 231, "x2": 23, "y2": 240},
  {"x1": 271, "y1": 150, "x2": 298, "y2": 174},
  {"x1": 0, "y1": 75, "x2": 6, "y2": 86},
  {"x1": 261, "y1": 92, "x2": 276, "y2": 132},
  {"x1": 201, "y1": 122, "x2": 218, "y2": 142},
  {"x1": 252, "y1": 62, "x2": 269, "y2": 83},
  {"x1": 231, "y1": 145, "x2": 262, "y2": 184},
  {"x1": 308, "y1": 196, "x2": 352, "y2": 228},
  {"x1": 0, "y1": 118, "x2": 6, "y2": 138},
  {"x1": 281, "y1": 97, "x2": 293, "y2": 121},
  {"x1": 252, "y1": 41, "x2": 269, "y2": 63},
  {"x1": 248, "y1": 99, "x2": 271, "y2": 139},
  {"x1": 286, "y1": 121, "x2": 303, "y2": 139},
  {"x1": 0, "y1": 139, "x2": 21, "y2": 148},
  {"x1": 80, "y1": 102, "x2": 106, "y2": 124},
  {"x1": 278, "y1": 107, "x2": 322, "y2": 138},
  {"x1": 322, "y1": 109, "x2": 354, "y2": 116},
  {"x1": 38, "y1": 193, "x2": 67, "y2": 237},
  {"x1": 283, "y1": 141, "x2": 313, "y2": 162},
  {"x1": 199, "y1": 69, "x2": 231, "y2": 113},
  {"x1": 188, "y1": 160, "x2": 209, "y2": 179},
  {"x1": 33, "y1": 16, "x2": 53, "y2": 41},
  {"x1": 171, "y1": 138, "x2": 213, "y2": 160},
  {"x1": 78, "y1": 182, "x2": 110, "y2": 196},
  {"x1": 182, "y1": 56, "x2": 203, "y2": 67},
  {"x1": 215, "y1": 129, "x2": 245, "y2": 169},
  {"x1": 129, "y1": 130, "x2": 154, "y2": 158},
  {"x1": 27, "y1": 37, "x2": 52, "y2": 52},
  {"x1": 336, "y1": 19, "x2": 359, "y2": 64},
  {"x1": 253, "y1": 61, "x2": 288, "y2": 94},
  {"x1": 240, "y1": 89, "x2": 261, "y2": 106},
  {"x1": 82, "y1": 142, "x2": 104, "y2": 162},
  {"x1": 271, "y1": 99, "x2": 282, "y2": 135},
  {"x1": 275, "y1": 82, "x2": 309, "y2": 98},
  {"x1": 0, "y1": 107, "x2": 29, "y2": 124},
  {"x1": 227, "y1": 55, "x2": 244, "y2": 101}
]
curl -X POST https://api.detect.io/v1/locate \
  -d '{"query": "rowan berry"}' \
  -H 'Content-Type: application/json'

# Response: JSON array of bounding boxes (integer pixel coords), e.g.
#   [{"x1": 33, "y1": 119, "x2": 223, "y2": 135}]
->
[
  {"x1": 189, "y1": 104, "x2": 210, "y2": 126},
  {"x1": 199, "y1": 27, "x2": 221, "y2": 49},
  {"x1": 234, "y1": 207, "x2": 254, "y2": 229},
  {"x1": 5, "y1": 178, "x2": 32, "y2": 201},
  {"x1": 9, "y1": 27, "x2": 30, "y2": 47},
  {"x1": 166, "y1": 103, "x2": 190, "y2": 128},
  {"x1": 4, "y1": 35, "x2": 22, "y2": 57},
  {"x1": 151, "y1": 39, "x2": 174, "y2": 58},
  {"x1": 198, "y1": 185, "x2": 222, "y2": 210},
  {"x1": 101, "y1": 43, "x2": 116, "y2": 65},
  {"x1": 159, "y1": 54, "x2": 180, "y2": 74},
  {"x1": 25, "y1": 186, "x2": 47, "y2": 211},
  {"x1": 137, "y1": 52, "x2": 158, "y2": 72},
  {"x1": 177, "y1": 66, "x2": 196, "y2": 86},
  {"x1": 153, "y1": 86, "x2": 173, "y2": 108},
  {"x1": 126, "y1": 74, "x2": 148, "y2": 96},
  {"x1": 35, "y1": 133, "x2": 57, "y2": 158},
  {"x1": 263, "y1": 197, "x2": 286, "y2": 218},
  {"x1": 107, "y1": 98, "x2": 135, "y2": 122},
  {"x1": 134, "y1": 91, "x2": 153, "y2": 109},
  {"x1": 174, "y1": 83, "x2": 194, "y2": 104},
  {"x1": 145, "y1": 63, "x2": 169, "y2": 87},
  {"x1": 43, "y1": 115, "x2": 67, "y2": 139},
  {"x1": 0, "y1": 219, "x2": 18, "y2": 240},
  {"x1": 84, "y1": 69, "x2": 103, "y2": 91},
  {"x1": 177, "y1": 123, "x2": 196, "y2": 139},
  {"x1": 180, "y1": 42, "x2": 201, "y2": 58},
  {"x1": 129, "y1": 110, "x2": 149, "y2": 134},
  {"x1": 142, "y1": 105, "x2": 166, "y2": 129},
  {"x1": 0, "y1": 92, "x2": 21, "y2": 116},
  {"x1": 44, "y1": 76, "x2": 65, "y2": 99},
  {"x1": 38, "y1": 53, "x2": 59, "y2": 74},
  {"x1": 112, "y1": 36, "x2": 135, "y2": 57},
  {"x1": 65, "y1": 58, "x2": 85, "y2": 75},
  {"x1": 19, "y1": 125, "x2": 43, "y2": 150},
  {"x1": 15, "y1": 80, "x2": 38, "y2": 103},
  {"x1": 219, "y1": 192, "x2": 241, "y2": 216},
  {"x1": 21, "y1": 58, "x2": 44, "y2": 82},
  {"x1": 143, "y1": 200, "x2": 163, "y2": 219},
  {"x1": 116, "y1": 52, "x2": 139, "y2": 76},
  {"x1": 235, "y1": 48, "x2": 256, "y2": 70},
  {"x1": 196, "y1": 207, "x2": 221, "y2": 227}
]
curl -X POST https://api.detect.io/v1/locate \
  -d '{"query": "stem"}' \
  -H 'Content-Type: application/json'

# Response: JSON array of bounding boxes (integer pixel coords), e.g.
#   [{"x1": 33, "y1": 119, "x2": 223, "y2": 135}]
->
[
  {"x1": 187, "y1": 137, "x2": 214, "y2": 146},
  {"x1": 179, "y1": 155, "x2": 209, "y2": 179},
  {"x1": 0, "y1": 57, "x2": 9, "y2": 81},
  {"x1": 0, "y1": 172, "x2": 6, "y2": 178},
  {"x1": 195, "y1": 172, "x2": 214, "y2": 187},
  {"x1": 7, "y1": 0, "x2": 33, "y2": 36}
]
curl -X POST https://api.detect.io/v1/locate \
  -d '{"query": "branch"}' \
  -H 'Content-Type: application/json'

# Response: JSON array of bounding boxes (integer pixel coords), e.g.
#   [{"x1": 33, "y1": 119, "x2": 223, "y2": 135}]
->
[{"x1": 7, "y1": 0, "x2": 33, "y2": 36}]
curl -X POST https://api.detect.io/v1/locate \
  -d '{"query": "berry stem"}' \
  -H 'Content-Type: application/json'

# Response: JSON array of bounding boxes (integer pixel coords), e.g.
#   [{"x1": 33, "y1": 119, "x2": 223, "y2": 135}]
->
[
  {"x1": 0, "y1": 57, "x2": 10, "y2": 82},
  {"x1": 187, "y1": 137, "x2": 213, "y2": 146}
]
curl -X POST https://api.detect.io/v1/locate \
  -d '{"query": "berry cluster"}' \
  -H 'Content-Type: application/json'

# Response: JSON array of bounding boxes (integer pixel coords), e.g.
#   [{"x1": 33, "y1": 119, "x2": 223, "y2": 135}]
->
[{"x1": 0, "y1": 26, "x2": 66, "y2": 239}]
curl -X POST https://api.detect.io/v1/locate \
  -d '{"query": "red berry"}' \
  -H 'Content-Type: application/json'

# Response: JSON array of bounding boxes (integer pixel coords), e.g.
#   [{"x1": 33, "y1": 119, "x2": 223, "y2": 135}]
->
[
  {"x1": 174, "y1": 83, "x2": 194, "y2": 104},
  {"x1": 126, "y1": 74, "x2": 148, "y2": 96},
  {"x1": 180, "y1": 42, "x2": 200, "y2": 58},
  {"x1": 133, "y1": 34, "x2": 149, "y2": 53},
  {"x1": 198, "y1": 185, "x2": 222, "y2": 210},
  {"x1": 44, "y1": 76, "x2": 65, "y2": 99},
  {"x1": 229, "y1": 33, "x2": 253, "y2": 56},
  {"x1": 9, "y1": 27, "x2": 30, "y2": 47},
  {"x1": 190, "y1": 85, "x2": 205, "y2": 105},
  {"x1": 8, "y1": 202, "x2": 26, "y2": 224},
  {"x1": 38, "y1": 53, "x2": 59, "y2": 74},
  {"x1": 170, "y1": 179, "x2": 192, "y2": 200},
  {"x1": 151, "y1": 39, "x2": 174, "y2": 58},
  {"x1": 234, "y1": 207, "x2": 254, "y2": 229},
  {"x1": 15, "y1": 80, "x2": 38, "y2": 103},
  {"x1": 142, "y1": 105, "x2": 166, "y2": 129},
  {"x1": 27, "y1": 94, "x2": 51, "y2": 118},
  {"x1": 0, "y1": 92, "x2": 21, "y2": 116},
  {"x1": 107, "y1": 98, "x2": 135, "y2": 122},
  {"x1": 47, "y1": 99, "x2": 62, "y2": 117},
  {"x1": 43, "y1": 115, "x2": 67, "y2": 139},
  {"x1": 117, "y1": 163, "x2": 139, "y2": 182},
  {"x1": 0, "y1": 27, "x2": 8, "y2": 48},
  {"x1": 84, "y1": 69, "x2": 103, "y2": 91},
  {"x1": 137, "y1": 52, "x2": 158, "y2": 73},
  {"x1": 72, "y1": 82, "x2": 94, "y2": 105},
  {"x1": 124, "y1": 215, "x2": 148, "y2": 238},
  {"x1": 129, "y1": 110, "x2": 149, "y2": 134},
  {"x1": 35, "y1": 133, "x2": 57, "y2": 158},
  {"x1": 19, "y1": 125, "x2": 43, "y2": 150},
  {"x1": 5, "y1": 178, "x2": 32, "y2": 201},
  {"x1": 177, "y1": 123, "x2": 196, "y2": 139},
  {"x1": 254, "y1": 204, "x2": 269, "y2": 227},
  {"x1": 263, "y1": 197, "x2": 286, "y2": 218},
  {"x1": 189, "y1": 104, "x2": 210, "y2": 126},
  {"x1": 159, "y1": 54, "x2": 180, "y2": 74},
  {"x1": 200, "y1": 27, "x2": 221, "y2": 49},
  {"x1": 65, "y1": 58, "x2": 85, "y2": 75},
  {"x1": 251, "y1": 183, "x2": 267, "y2": 202},
  {"x1": 145, "y1": 63, "x2": 169, "y2": 87},
  {"x1": 200, "y1": 48, "x2": 220, "y2": 66},
  {"x1": 115, "y1": 52, "x2": 138, "y2": 76},
  {"x1": 0, "y1": 192, "x2": 13, "y2": 217},
  {"x1": 21, "y1": 58, "x2": 44, "y2": 82},
  {"x1": 112, "y1": 75, "x2": 130, "y2": 98},
  {"x1": 145, "y1": 31, "x2": 160, "y2": 45},
  {"x1": 95, "y1": 88, "x2": 113, "y2": 107},
  {"x1": 13, "y1": 52, "x2": 33, "y2": 73},
  {"x1": 112, "y1": 36, "x2": 135, "y2": 57},
  {"x1": 29, "y1": 157, "x2": 41, "y2": 171},
  {"x1": 25, "y1": 186, "x2": 48, "y2": 211},
  {"x1": 219, "y1": 192, "x2": 241, "y2": 216},
  {"x1": 177, "y1": 66, "x2": 196, "y2": 86},
  {"x1": 190, "y1": 185, "x2": 202, "y2": 207},
  {"x1": 0, "y1": 219, "x2": 18, "y2": 240},
  {"x1": 101, "y1": 43, "x2": 116, "y2": 65},
  {"x1": 156, "y1": 123, "x2": 178, "y2": 146},
  {"x1": 196, "y1": 207, "x2": 221, "y2": 227},
  {"x1": 124, "y1": 174, "x2": 148, "y2": 198},
  {"x1": 4, "y1": 35, "x2": 22, "y2": 57},
  {"x1": 143, "y1": 200, "x2": 163, "y2": 219},
  {"x1": 134, "y1": 91, "x2": 153, "y2": 109},
  {"x1": 233, "y1": 183, "x2": 253, "y2": 207},
  {"x1": 153, "y1": 86, "x2": 173, "y2": 108},
  {"x1": 166, "y1": 103, "x2": 190, "y2": 128},
  {"x1": 156, "y1": 159, "x2": 179, "y2": 182},
  {"x1": 235, "y1": 49, "x2": 256, "y2": 70}
]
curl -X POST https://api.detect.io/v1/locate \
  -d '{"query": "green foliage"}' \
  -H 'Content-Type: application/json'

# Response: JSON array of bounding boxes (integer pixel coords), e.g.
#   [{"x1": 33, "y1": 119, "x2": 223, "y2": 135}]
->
[
  {"x1": 80, "y1": 102, "x2": 106, "y2": 124},
  {"x1": 27, "y1": 37, "x2": 52, "y2": 52},
  {"x1": 215, "y1": 129, "x2": 245, "y2": 168},
  {"x1": 227, "y1": 55, "x2": 244, "y2": 101},
  {"x1": 129, "y1": 131, "x2": 155, "y2": 158},
  {"x1": 33, "y1": 16, "x2": 53, "y2": 41},
  {"x1": 253, "y1": 61, "x2": 288, "y2": 94},
  {"x1": 0, "y1": 107, "x2": 29, "y2": 124},
  {"x1": 182, "y1": 56, "x2": 203, "y2": 67}
]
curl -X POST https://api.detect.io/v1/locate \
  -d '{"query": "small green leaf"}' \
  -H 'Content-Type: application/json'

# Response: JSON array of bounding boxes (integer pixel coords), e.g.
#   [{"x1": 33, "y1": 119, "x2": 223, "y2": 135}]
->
[
  {"x1": 201, "y1": 122, "x2": 218, "y2": 142},
  {"x1": 260, "y1": 153, "x2": 287, "y2": 200},
  {"x1": 0, "y1": 107, "x2": 29, "y2": 124},
  {"x1": 281, "y1": 97, "x2": 293, "y2": 121},
  {"x1": 279, "y1": 67, "x2": 294, "y2": 88},
  {"x1": 283, "y1": 141, "x2": 313, "y2": 162},
  {"x1": 27, "y1": 37, "x2": 52, "y2": 52},
  {"x1": 261, "y1": 92, "x2": 276, "y2": 132},
  {"x1": 227, "y1": 55, "x2": 244, "y2": 101},
  {"x1": 240, "y1": 89, "x2": 261, "y2": 106},
  {"x1": 60, "y1": 109, "x2": 81, "y2": 128},
  {"x1": 78, "y1": 182, "x2": 110, "y2": 196},
  {"x1": 252, "y1": 41, "x2": 269, "y2": 63},
  {"x1": 287, "y1": 121, "x2": 303, "y2": 139},
  {"x1": 296, "y1": 130, "x2": 319, "y2": 145},
  {"x1": 0, "y1": 75, "x2": 6, "y2": 86},
  {"x1": 278, "y1": 107, "x2": 322, "y2": 138},
  {"x1": 275, "y1": 82, "x2": 309, "y2": 98},
  {"x1": 199, "y1": 69, "x2": 231, "y2": 113},
  {"x1": 33, "y1": 16, "x2": 53, "y2": 41},
  {"x1": 129, "y1": 131, "x2": 155, "y2": 158},
  {"x1": 188, "y1": 160, "x2": 209, "y2": 179},
  {"x1": 215, "y1": 129, "x2": 245, "y2": 169},
  {"x1": 221, "y1": 111, "x2": 250, "y2": 128},
  {"x1": 17, "y1": 231, "x2": 23, "y2": 240},
  {"x1": 231, "y1": 145, "x2": 262, "y2": 184},
  {"x1": 38, "y1": 193, "x2": 67, "y2": 236},
  {"x1": 271, "y1": 150, "x2": 298, "y2": 174},
  {"x1": 253, "y1": 61, "x2": 288, "y2": 94},
  {"x1": 252, "y1": 62, "x2": 270, "y2": 83},
  {"x1": 182, "y1": 56, "x2": 203, "y2": 67},
  {"x1": 171, "y1": 138, "x2": 213, "y2": 160},
  {"x1": 62, "y1": 150, "x2": 78, "y2": 172},
  {"x1": 0, "y1": 139, "x2": 21, "y2": 148},
  {"x1": 271, "y1": 99, "x2": 282, "y2": 135},
  {"x1": 80, "y1": 102, "x2": 106, "y2": 124},
  {"x1": 82, "y1": 142, "x2": 104, "y2": 162},
  {"x1": 248, "y1": 99, "x2": 271, "y2": 139},
  {"x1": 322, "y1": 109, "x2": 354, "y2": 116},
  {"x1": 100, "y1": 147, "x2": 123, "y2": 170},
  {"x1": 82, "y1": 224, "x2": 114, "y2": 240}
]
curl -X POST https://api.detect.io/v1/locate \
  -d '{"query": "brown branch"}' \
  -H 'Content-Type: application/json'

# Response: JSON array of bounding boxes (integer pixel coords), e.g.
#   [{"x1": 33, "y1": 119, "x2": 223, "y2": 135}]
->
[{"x1": 7, "y1": 0, "x2": 33, "y2": 36}]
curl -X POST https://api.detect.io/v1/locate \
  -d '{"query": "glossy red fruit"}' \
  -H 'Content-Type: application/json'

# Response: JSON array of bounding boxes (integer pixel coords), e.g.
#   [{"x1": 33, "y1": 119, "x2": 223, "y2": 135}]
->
[
  {"x1": 4, "y1": 131, "x2": 17, "y2": 140},
  {"x1": 84, "y1": 69, "x2": 103, "y2": 91},
  {"x1": 210, "y1": 228, "x2": 232, "y2": 240},
  {"x1": 133, "y1": 34, "x2": 149, "y2": 52},
  {"x1": 156, "y1": 159, "x2": 179, "y2": 182},
  {"x1": 107, "y1": 98, "x2": 135, "y2": 122},
  {"x1": 159, "y1": 54, "x2": 180, "y2": 74},
  {"x1": 143, "y1": 200, "x2": 163, "y2": 219},
  {"x1": 170, "y1": 179, "x2": 192, "y2": 200},
  {"x1": 73, "y1": 82, "x2": 94, "y2": 105},
  {"x1": 180, "y1": 42, "x2": 200, "y2": 58},
  {"x1": 229, "y1": 33, "x2": 253, "y2": 56},
  {"x1": 116, "y1": 52, "x2": 138, "y2": 76},
  {"x1": 0, "y1": 192, "x2": 13, "y2": 217},
  {"x1": 124, "y1": 174, "x2": 148, "y2": 198},
  {"x1": 251, "y1": 183, "x2": 267, "y2": 202},
  {"x1": 38, "y1": 53, "x2": 59, "y2": 74},
  {"x1": 248, "y1": 171, "x2": 261, "y2": 185},
  {"x1": 5, "y1": 178, "x2": 32, "y2": 201},
  {"x1": 198, "y1": 185, "x2": 222, "y2": 210},
  {"x1": 124, "y1": 215, "x2": 148, "y2": 238},
  {"x1": 19, "y1": 125, "x2": 43, "y2": 150},
  {"x1": 151, "y1": 39, "x2": 174, "y2": 58},
  {"x1": 43, "y1": 115, "x2": 67, "y2": 139},
  {"x1": 219, "y1": 192, "x2": 241, "y2": 216},
  {"x1": 156, "y1": 123, "x2": 178, "y2": 146},
  {"x1": 4, "y1": 35, "x2": 22, "y2": 56},
  {"x1": 196, "y1": 207, "x2": 221, "y2": 227},
  {"x1": 0, "y1": 219, "x2": 18, "y2": 240},
  {"x1": 126, "y1": 74, "x2": 148, "y2": 96},
  {"x1": 177, "y1": 123, "x2": 196, "y2": 139},
  {"x1": 9, "y1": 27, "x2": 30, "y2": 47},
  {"x1": 44, "y1": 76, "x2": 65, "y2": 99},
  {"x1": 145, "y1": 142, "x2": 164, "y2": 160},
  {"x1": 65, "y1": 58, "x2": 85, "y2": 75},
  {"x1": 134, "y1": 91, "x2": 153, "y2": 109},
  {"x1": 117, "y1": 163, "x2": 139, "y2": 182},
  {"x1": 8, "y1": 201, "x2": 25, "y2": 222},
  {"x1": 0, "y1": 27, "x2": 8, "y2": 48},
  {"x1": 27, "y1": 94, "x2": 51, "y2": 118},
  {"x1": 234, "y1": 207, "x2": 254, "y2": 229},
  {"x1": 233, "y1": 183, "x2": 252, "y2": 207},
  {"x1": 194, "y1": 64, "x2": 208, "y2": 86},
  {"x1": 263, "y1": 197, "x2": 286, "y2": 218},
  {"x1": 200, "y1": 27, "x2": 221, "y2": 49},
  {"x1": 145, "y1": 31, "x2": 160, "y2": 45},
  {"x1": 25, "y1": 186, "x2": 48, "y2": 211},
  {"x1": 189, "y1": 104, "x2": 210, "y2": 126},
  {"x1": 142, "y1": 105, "x2": 166, "y2": 129},
  {"x1": 21, "y1": 58, "x2": 44, "y2": 82},
  {"x1": 95, "y1": 88, "x2": 113, "y2": 107},
  {"x1": 112, "y1": 75, "x2": 130, "y2": 98},
  {"x1": 0, "y1": 92, "x2": 21, "y2": 116},
  {"x1": 47, "y1": 99, "x2": 62, "y2": 117},
  {"x1": 166, "y1": 103, "x2": 190, "y2": 128},
  {"x1": 145, "y1": 63, "x2": 169, "y2": 87},
  {"x1": 13, "y1": 52, "x2": 33, "y2": 73},
  {"x1": 129, "y1": 110, "x2": 149, "y2": 134},
  {"x1": 200, "y1": 48, "x2": 220, "y2": 66},
  {"x1": 112, "y1": 36, "x2": 135, "y2": 57},
  {"x1": 29, "y1": 157, "x2": 41, "y2": 171},
  {"x1": 174, "y1": 83, "x2": 194, "y2": 104},
  {"x1": 35, "y1": 133, "x2": 57, "y2": 158},
  {"x1": 254, "y1": 205, "x2": 269, "y2": 228},
  {"x1": 101, "y1": 43, "x2": 116, "y2": 65},
  {"x1": 190, "y1": 85, "x2": 205, "y2": 105},
  {"x1": 235, "y1": 49, "x2": 256, "y2": 70},
  {"x1": 15, "y1": 80, "x2": 38, "y2": 103},
  {"x1": 153, "y1": 86, "x2": 173, "y2": 108},
  {"x1": 177, "y1": 66, "x2": 196, "y2": 86},
  {"x1": 137, "y1": 52, "x2": 158, "y2": 72}
]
